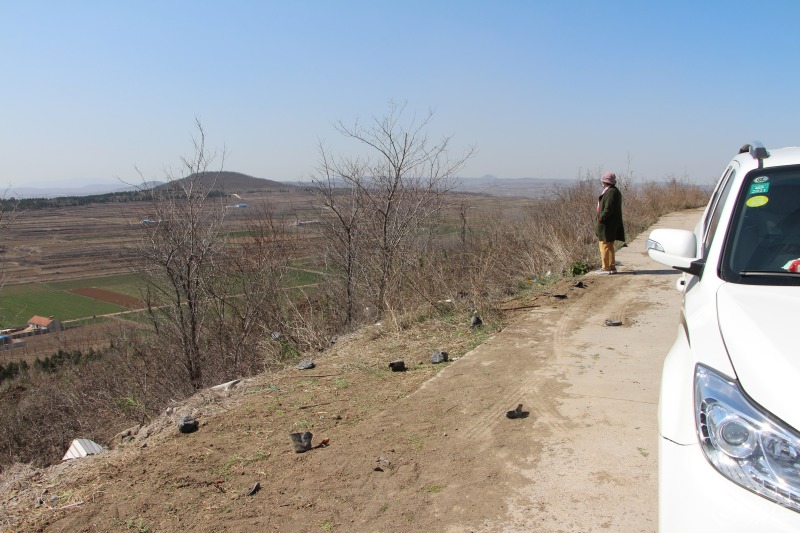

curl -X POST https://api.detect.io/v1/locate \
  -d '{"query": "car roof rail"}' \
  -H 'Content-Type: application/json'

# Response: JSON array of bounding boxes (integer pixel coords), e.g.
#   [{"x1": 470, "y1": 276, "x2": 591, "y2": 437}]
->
[{"x1": 738, "y1": 141, "x2": 769, "y2": 161}]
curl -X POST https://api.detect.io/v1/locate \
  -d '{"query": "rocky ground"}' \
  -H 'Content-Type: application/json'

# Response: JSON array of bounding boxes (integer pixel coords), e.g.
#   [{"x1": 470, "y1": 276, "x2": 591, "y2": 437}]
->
[{"x1": 0, "y1": 209, "x2": 701, "y2": 533}]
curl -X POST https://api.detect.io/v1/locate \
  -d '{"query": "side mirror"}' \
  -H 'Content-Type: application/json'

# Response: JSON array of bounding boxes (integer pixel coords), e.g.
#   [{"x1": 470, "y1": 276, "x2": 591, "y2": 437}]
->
[{"x1": 646, "y1": 228, "x2": 705, "y2": 277}]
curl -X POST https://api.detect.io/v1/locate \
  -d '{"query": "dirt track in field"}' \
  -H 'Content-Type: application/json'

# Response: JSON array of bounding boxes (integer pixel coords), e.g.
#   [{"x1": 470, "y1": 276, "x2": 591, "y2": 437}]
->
[{"x1": 67, "y1": 288, "x2": 145, "y2": 308}]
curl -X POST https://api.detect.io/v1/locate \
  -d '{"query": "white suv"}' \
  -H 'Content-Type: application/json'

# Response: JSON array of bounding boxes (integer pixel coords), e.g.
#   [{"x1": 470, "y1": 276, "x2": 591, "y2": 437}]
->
[{"x1": 647, "y1": 142, "x2": 800, "y2": 531}]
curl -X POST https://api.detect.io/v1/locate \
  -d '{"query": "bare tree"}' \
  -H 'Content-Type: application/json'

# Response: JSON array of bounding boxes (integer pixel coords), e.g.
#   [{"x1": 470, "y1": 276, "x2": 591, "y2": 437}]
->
[
  {"x1": 135, "y1": 122, "x2": 227, "y2": 389},
  {"x1": 130, "y1": 122, "x2": 299, "y2": 391},
  {"x1": 312, "y1": 149, "x2": 367, "y2": 325},
  {"x1": 313, "y1": 101, "x2": 474, "y2": 326}
]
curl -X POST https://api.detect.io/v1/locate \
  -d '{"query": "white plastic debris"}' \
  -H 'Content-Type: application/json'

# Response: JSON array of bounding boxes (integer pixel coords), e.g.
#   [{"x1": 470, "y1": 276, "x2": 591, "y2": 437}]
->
[
  {"x1": 210, "y1": 379, "x2": 241, "y2": 392},
  {"x1": 62, "y1": 438, "x2": 104, "y2": 461}
]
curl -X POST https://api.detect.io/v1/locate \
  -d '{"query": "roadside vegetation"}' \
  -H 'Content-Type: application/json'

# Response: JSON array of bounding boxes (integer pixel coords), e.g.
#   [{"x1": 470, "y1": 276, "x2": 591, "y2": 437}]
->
[{"x1": 0, "y1": 109, "x2": 709, "y2": 471}]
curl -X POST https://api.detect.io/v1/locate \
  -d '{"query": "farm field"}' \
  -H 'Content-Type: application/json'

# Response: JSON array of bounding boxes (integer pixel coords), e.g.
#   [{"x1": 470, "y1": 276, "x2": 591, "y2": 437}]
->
[
  {"x1": 0, "y1": 185, "x2": 535, "y2": 364},
  {"x1": 0, "y1": 282, "x2": 128, "y2": 325},
  {"x1": 1, "y1": 185, "x2": 534, "y2": 287},
  {"x1": 0, "y1": 188, "x2": 324, "y2": 361},
  {"x1": 1, "y1": 186, "x2": 521, "y2": 303},
  {"x1": 1, "y1": 188, "x2": 323, "y2": 285},
  {"x1": 0, "y1": 265, "x2": 328, "y2": 330}
]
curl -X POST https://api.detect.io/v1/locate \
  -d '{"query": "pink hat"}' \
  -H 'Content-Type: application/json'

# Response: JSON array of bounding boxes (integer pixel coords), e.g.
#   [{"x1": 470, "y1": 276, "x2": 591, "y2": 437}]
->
[{"x1": 601, "y1": 172, "x2": 617, "y2": 185}]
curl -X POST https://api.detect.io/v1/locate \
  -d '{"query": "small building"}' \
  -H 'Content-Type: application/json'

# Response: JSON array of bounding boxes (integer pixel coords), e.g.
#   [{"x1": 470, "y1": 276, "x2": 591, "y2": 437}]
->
[{"x1": 27, "y1": 315, "x2": 64, "y2": 332}]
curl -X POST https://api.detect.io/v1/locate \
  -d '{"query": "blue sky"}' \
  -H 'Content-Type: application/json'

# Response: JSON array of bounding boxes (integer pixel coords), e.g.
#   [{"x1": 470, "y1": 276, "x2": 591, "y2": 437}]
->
[{"x1": 3, "y1": 1, "x2": 800, "y2": 188}]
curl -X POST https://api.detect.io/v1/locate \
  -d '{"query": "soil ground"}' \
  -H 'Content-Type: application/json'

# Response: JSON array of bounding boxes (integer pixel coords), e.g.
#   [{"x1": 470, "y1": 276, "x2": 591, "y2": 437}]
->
[
  {"x1": 0, "y1": 209, "x2": 702, "y2": 533},
  {"x1": 66, "y1": 288, "x2": 145, "y2": 308}
]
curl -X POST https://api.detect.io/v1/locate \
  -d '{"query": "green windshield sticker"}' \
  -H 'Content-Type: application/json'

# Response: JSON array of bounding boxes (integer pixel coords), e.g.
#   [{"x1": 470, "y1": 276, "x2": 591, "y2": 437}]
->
[
  {"x1": 749, "y1": 182, "x2": 770, "y2": 195},
  {"x1": 746, "y1": 195, "x2": 769, "y2": 208}
]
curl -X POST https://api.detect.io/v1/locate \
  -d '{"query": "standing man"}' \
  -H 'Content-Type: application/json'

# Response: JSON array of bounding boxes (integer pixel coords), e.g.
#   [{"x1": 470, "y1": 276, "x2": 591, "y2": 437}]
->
[{"x1": 595, "y1": 172, "x2": 625, "y2": 274}]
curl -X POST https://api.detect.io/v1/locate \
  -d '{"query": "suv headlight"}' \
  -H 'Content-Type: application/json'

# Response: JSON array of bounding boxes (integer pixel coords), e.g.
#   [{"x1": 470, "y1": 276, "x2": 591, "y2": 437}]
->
[{"x1": 696, "y1": 364, "x2": 800, "y2": 512}]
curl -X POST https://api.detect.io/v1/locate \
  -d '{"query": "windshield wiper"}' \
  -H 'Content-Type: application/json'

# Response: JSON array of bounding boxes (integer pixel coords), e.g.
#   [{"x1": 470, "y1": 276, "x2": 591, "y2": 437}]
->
[{"x1": 738, "y1": 270, "x2": 800, "y2": 277}]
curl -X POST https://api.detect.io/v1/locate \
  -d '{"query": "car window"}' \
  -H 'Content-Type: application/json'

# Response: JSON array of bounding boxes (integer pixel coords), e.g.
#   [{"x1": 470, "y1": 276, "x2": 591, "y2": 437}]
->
[
  {"x1": 721, "y1": 166, "x2": 800, "y2": 285},
  {"x1": 703, "y1": 166, "x2": 733, "y2": 238},
  {"x1": 703, "y1": 168, "x2": 737, "y2": 257}
]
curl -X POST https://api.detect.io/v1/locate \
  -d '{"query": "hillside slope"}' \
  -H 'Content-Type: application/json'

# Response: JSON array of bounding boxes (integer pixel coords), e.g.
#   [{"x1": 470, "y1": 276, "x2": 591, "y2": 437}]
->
[{"x1": 1, "y1": 209, "x2": 701, "y2": 532}]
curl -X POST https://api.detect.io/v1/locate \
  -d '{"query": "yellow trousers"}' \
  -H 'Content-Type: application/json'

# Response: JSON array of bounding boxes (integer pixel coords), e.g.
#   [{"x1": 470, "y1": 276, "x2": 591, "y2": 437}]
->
[{"x1": 599, "y1": 241, "x2": 616, "y2": 271}]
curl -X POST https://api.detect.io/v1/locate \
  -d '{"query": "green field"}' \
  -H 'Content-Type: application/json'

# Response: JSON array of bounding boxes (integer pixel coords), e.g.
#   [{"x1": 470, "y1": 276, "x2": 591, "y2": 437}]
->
[
  {"x1": 0, "y1": 268, "x2": 328, "y2": 327},
  {"x1": 0, "y1": 283, "x2": 127, "y2": 326}
]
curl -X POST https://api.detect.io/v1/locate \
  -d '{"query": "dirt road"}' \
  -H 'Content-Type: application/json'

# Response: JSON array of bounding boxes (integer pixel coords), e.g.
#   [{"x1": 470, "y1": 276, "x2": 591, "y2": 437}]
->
[
  {"x1": 4, "y1": 209, "x2": 702, "y2": 533},
  {"x1": 392, "y1": 208, "x2": 702, "y2": 532},
  {"x1": 463, "y1": 208, "x2": 702, "y2": 532}
]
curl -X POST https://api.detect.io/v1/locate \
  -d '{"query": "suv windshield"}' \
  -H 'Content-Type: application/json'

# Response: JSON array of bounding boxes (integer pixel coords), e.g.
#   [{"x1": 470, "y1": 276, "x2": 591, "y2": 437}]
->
[{"x1": 721, "y1": 166, "x2": 800, "y2": 285}]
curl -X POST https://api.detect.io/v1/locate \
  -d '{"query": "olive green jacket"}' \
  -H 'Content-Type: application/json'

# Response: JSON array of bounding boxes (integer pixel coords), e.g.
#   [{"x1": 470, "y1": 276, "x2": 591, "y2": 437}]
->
[{"x1": 595, "y1": 186, "x2": 626, "y2": 242}]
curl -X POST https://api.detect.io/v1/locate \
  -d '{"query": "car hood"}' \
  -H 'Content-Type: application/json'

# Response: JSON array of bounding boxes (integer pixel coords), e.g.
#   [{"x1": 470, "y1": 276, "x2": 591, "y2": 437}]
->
[{"x1": 717, "y1": 284, "x2": 800, "y2": 431}]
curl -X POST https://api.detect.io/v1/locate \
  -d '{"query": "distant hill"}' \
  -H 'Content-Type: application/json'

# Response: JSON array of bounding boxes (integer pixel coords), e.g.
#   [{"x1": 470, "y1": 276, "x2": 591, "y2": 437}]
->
[
  {"x1": 156, "y1": 171, "x2": 298, "y2": 194},
  {"x1": 5, "y1": 173, "x2": 298, "y2": 199}
]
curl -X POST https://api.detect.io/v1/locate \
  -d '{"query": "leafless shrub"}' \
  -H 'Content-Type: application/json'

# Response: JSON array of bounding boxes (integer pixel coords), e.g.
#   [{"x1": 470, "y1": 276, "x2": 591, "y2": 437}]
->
[
  {"x1": 312, "y1": 101, "x2": 474, "y2": 329},
  {"x1": 129, "y1": 123, "x2": 300, "y2": 392}
]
